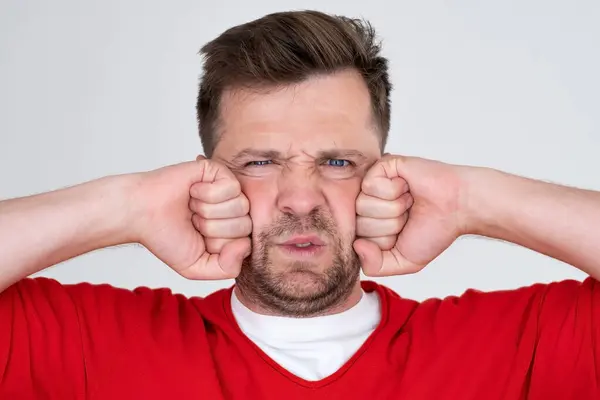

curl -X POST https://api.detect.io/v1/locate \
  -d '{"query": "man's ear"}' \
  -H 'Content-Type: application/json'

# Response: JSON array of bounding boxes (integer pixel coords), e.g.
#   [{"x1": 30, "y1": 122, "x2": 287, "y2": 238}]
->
[{"x1": 196, "y1": 154, "x2": 207, "y2": 161}]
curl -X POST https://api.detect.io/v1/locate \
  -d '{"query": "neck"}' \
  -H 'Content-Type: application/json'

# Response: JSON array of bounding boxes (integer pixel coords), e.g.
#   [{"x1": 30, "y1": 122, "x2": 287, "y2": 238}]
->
[{"x1": 234, "y1": 280, "x2": 364, "y2": 317}]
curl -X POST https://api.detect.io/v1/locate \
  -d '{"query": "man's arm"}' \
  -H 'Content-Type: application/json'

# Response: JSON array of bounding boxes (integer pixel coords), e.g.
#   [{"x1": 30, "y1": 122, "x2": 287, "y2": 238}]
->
[
  {"x1": 355, "y1": 155, "x2": 600, "y2": 278},
  {"x1": 465, "y1": 167, "x2": 600, "y2": 279},
  {"x1": 0, "y1": 159, "x2": 252, "y2": 294},
  {"x1": 0, "y1": 174, "x2": 139, "y2": 293}
]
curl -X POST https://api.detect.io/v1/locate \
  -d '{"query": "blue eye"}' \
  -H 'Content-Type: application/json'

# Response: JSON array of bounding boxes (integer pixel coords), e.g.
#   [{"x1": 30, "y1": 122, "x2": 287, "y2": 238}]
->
[
  {"x1": 246, "y1": 160, "x2": 273, "y2": 167},
  {"x1": 326, "y1": 159, "x2": 351, "y2": 167}
]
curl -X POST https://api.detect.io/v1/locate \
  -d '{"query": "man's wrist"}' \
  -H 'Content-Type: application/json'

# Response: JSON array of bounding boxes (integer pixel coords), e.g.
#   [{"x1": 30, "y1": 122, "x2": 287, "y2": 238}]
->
[
  {"x1": 86, "y1": 173, "x2": 145, "y2": 247},
  {"x1": 459, "y1": 166, "x2": 508, "y2": 239}
]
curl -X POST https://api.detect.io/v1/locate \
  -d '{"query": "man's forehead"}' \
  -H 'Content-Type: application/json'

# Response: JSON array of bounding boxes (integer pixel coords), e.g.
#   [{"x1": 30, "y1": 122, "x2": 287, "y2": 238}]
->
[
  {"x1": 213, "y1": 71, "x2": 382, "y2": 158},
  {"x1": 219, "y1": 97, "x2": 372, "y2": 135},
  {"x1": 219, "y1": 70, "x2": 371, "y2": 112},
  {"x1": 218, "y1": 72, "x2": 374, "y2": 131}
]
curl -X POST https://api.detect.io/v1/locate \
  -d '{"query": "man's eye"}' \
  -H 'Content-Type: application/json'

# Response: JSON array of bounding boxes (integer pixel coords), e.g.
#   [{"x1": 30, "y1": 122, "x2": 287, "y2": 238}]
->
[
  {"x1": 246, "y1": 160, "x2": 273, "y2": 167},
  {"x1": 325, "y1": 159, "x2": 351, "y2": 167}
]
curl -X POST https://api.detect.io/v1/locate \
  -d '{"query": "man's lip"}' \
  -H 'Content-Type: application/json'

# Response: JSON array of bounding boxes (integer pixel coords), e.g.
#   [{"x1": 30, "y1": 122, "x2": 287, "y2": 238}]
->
[{"x1": 280, "y1": 235, "x2": 325, "y2": 246}]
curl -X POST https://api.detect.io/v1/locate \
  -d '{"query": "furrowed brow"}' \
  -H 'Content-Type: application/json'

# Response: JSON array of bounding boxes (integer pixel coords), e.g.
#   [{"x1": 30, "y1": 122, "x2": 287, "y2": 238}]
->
[
  {"x1": 315, "y1": 149, "x2": 368, "y2": 161},
  {"x1": 231, "y1": 148, "x2": 283, "y2": 162}
]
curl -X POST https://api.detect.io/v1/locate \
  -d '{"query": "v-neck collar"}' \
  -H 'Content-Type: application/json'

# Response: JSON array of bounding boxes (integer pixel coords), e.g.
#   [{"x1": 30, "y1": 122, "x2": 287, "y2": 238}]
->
[{"x1": 220, "y1": 281, "x2": 389, "y2": 389}]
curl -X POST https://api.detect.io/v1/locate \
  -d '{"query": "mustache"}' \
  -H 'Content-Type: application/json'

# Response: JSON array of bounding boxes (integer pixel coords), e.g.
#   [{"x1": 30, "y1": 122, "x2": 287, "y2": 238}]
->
[{"x1": 260, "y1": 208, "x2": 337, "y2": 240}]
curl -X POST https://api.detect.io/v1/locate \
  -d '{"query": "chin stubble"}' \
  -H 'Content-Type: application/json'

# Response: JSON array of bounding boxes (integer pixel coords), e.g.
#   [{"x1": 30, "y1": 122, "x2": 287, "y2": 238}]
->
[{"x1": 235, "y1": 209, "x2": 361, "y2": 317}]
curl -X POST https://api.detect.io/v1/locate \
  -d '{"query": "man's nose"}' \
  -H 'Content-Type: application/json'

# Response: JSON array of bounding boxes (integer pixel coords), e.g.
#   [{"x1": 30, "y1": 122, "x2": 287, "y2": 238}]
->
[{"x1": 276, "y1": 168, "x2": 326, "y2": 216}]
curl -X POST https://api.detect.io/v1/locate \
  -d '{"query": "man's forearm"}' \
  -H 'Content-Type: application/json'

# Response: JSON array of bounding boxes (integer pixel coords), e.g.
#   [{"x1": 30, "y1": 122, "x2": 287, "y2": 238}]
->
[
  {"x1": 0, "y1": 174, "x2": 140, "y2": 292},
  {"x1": 465, "y1": 167, "x2": 600, "y2": 279}
]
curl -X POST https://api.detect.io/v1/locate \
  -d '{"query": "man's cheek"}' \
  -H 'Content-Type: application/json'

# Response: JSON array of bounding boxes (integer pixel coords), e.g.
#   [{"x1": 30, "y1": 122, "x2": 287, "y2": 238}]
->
[
  {"x1": 336, "y1": 204, "x2": 358, "y2": 233},
  {"x1": 238, "y1": 180, "x2": 273, "y2": 221},
  {"x1": 324, "y1": 185, "x2": 358, "y2": 225},
  {"x1": 246, "y1": 197, "x2": 277, "y2": 239},
  {"x1": 347, "y1": 213, "x2": 358, "y2": 237},
  {"x1": 248, "y1": 208, "x2": 269, "y2": 239}
]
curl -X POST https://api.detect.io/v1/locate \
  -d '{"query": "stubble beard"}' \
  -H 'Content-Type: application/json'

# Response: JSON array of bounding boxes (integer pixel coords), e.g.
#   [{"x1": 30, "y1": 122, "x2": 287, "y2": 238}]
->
[{"x1": 235, "y1": 209, "x2": 361, "y2": 317}]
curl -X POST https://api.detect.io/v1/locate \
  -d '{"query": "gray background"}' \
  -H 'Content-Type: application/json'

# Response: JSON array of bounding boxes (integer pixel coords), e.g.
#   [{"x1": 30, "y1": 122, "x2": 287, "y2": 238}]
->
[{"x1": 1, "y1": 0, "x2": 598, "y2": 301}]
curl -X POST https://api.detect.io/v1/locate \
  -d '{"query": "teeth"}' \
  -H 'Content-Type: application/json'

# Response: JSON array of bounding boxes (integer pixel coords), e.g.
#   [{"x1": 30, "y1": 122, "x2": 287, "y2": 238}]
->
[{"x1": 295, "y1": 242, "x2": 312, "y2": 248}]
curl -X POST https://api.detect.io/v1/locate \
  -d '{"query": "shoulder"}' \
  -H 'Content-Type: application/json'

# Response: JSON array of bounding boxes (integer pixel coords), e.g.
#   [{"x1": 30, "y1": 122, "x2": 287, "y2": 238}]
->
[
  {"x1": 364, "y1": 277, "x2": 598, "y2": 330},
  {"x1": 2, "y1": 276, "x2": 235, "y2": 326}
]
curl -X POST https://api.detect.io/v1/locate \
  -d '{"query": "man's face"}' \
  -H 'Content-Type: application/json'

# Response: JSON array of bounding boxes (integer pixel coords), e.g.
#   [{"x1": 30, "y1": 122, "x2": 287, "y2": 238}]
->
[{"x1": 212, "y1": 69, "x2": 381, "y2": 316}]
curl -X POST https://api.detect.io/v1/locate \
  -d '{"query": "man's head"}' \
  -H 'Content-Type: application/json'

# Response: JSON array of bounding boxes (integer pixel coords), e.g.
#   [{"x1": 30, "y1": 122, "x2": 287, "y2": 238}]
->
[{"x1": 196, "y1": 10, "x2": 392, "y2": 316}]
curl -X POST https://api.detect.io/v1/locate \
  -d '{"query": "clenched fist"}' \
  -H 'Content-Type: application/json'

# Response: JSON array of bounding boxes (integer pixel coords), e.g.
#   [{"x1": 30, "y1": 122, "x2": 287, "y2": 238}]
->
[
  {"x1": 135, "y1": 157, "x2": 251, "y2": 280},
  {"x1": 354, "y1": 155, "x2": 468, "y2": 276},
  {"x1": 189, "y1": 155, "x2": 252, "y2": 261}
]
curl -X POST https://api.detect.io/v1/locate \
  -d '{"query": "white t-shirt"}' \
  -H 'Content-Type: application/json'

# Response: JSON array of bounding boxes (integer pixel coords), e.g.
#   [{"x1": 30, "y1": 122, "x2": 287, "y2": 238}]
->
[{"x1": 230, "y1": 289, "x2": 381, "y2": 381}]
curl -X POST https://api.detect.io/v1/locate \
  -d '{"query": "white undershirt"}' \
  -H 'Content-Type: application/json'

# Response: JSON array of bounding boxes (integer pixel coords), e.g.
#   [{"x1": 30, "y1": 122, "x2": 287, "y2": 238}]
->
[{"x1": 230, "y1": 289, "x2": 381, "y2": 381}]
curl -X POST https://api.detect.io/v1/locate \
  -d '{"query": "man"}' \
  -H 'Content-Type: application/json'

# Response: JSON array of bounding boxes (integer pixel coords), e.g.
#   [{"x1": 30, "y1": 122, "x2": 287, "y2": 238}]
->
[{"x1": 0, "y1": 9, "x2": 599, "y2": 399}]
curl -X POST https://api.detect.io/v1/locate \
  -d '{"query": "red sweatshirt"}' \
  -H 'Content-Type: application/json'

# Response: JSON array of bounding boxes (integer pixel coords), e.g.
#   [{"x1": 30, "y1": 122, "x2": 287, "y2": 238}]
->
[{"x1": 0, "y1": 276, "x2": 599, "y2": 399}]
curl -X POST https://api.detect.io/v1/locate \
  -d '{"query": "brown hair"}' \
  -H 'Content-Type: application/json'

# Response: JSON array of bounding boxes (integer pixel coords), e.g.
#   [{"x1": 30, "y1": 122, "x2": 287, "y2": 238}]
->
[{"x1": 196, "y1": 10, "x2": 392, "y2": 157}]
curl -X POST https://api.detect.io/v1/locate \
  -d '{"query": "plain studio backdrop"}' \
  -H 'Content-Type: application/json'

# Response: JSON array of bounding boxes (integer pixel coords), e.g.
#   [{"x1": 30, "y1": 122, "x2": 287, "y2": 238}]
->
[{"x1": 0, "y1": 0, "x2": 598, "y2": 301}]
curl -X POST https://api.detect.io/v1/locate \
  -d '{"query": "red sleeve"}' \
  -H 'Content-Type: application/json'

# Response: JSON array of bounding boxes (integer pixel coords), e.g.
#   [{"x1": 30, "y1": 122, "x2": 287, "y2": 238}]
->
[
  {"x1": 389, "y1": 276, "x2": 600, "y2": 398},
  {"x1": 0, "y1": 277, "x2": 212, "y2": 398},
  {"x1": 527, "y1": 276, "x2": 600, "y2": 397},
  {"x1": 448, "y1": 276, "x2": 600, "y2": 397},
  {"x1": 0, "y1": 277, "x2": 88, "y2": 398}
]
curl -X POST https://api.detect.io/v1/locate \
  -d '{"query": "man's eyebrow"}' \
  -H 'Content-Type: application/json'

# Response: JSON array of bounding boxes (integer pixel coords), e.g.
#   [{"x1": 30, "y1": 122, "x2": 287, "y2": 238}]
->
[
  {"x1": 316, "y1": 149, "x2": 368, "y2": 161},
  {"x1": 231, "y1": 148, "x2": 282, "y2": 162}
]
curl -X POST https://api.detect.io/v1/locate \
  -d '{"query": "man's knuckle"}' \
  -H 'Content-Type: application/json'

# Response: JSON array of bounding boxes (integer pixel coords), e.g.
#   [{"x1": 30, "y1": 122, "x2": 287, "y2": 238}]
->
[
  {"x1": 241, "y1": 216, "x2": 253, "y2": 235},
  {"x1": 195, "y1": 202, "x2": 209, "y2": 218},
  {"x1": 199, "y1": 219, "x2": 215, "y2": 237},
  {"x1": 238, "y1": 196, "x2": 250, "y2": 215},
  {"x1": 225, "y1": 178, "x2": 241, "y2": 197},
  {"x1": 361, "y1": 178, "x2": 375, "y2": 193}
]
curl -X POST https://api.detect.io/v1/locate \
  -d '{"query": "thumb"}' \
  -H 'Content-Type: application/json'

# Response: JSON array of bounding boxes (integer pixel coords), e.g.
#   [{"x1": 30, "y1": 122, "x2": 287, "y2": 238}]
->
[
  {"x1": 218, "y1": 237, "x2": 251, "y2": 276},
  {"x1": 183, "y1": 237, "x2": 251, "y2": 280},
  {"x1": 354, "y1": 237, "x2": 421, "y2": 277},
  {"x1": 189, "y1": 159, "x2": 242, "y2": 204},
  {"x1": 353, "y1": 238, "x2": 383, "y2": 276}
]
